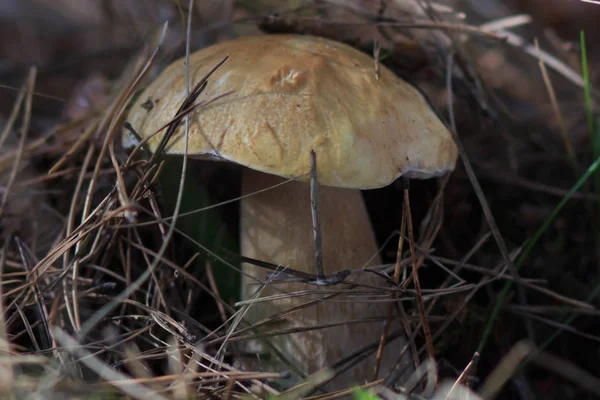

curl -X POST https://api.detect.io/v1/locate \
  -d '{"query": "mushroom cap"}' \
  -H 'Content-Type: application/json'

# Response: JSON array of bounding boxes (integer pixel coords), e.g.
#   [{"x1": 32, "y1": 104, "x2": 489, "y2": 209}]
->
[{"x1": 124, "y1": 34, "x2": 458, "y2": 189}]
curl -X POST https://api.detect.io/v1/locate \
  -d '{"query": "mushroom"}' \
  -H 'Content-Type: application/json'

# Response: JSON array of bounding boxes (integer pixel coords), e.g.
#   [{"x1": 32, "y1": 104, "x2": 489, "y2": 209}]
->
[{"x1": 124, "y1": 34, "x2": 458, "y2": 390}]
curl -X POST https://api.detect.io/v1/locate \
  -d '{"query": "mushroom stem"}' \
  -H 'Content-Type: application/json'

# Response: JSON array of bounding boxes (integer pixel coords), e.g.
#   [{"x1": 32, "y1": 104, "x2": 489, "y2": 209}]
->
[{"x1": 239, "y1": 168, "x2": 400, "y2": 389}]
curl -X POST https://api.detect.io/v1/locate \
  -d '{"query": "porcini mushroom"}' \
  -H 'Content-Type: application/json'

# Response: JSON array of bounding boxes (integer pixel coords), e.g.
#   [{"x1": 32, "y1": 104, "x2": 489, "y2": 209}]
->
[{"x1": 124, "y1": 34, "x2": 458, "y2": 390}]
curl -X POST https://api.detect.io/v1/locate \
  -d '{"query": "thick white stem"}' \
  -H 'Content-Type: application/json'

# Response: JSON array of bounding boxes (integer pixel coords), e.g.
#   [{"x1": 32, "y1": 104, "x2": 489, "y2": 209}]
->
[{"x1": 239, "y1": 169, "x2": 404, "y2": 390}]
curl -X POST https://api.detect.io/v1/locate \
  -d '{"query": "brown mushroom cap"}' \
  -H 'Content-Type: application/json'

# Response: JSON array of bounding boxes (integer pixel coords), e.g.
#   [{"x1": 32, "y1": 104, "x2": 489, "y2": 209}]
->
[{"x1": 124, "y1": 34, "x2": 458, "y2": 188}]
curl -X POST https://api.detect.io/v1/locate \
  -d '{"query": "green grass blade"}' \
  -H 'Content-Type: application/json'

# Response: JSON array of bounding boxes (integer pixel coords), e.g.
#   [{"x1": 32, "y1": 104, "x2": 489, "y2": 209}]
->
[{"x1": 580, "y1": 30, "x2": 600, "y2": 225}]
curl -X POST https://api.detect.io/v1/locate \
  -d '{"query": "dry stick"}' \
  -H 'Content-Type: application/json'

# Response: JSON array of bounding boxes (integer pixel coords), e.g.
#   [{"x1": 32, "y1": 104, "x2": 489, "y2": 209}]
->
[
  {"x1": 48, "y1": 117, "x2": 99, "y2": 174},
  {"x1": 403, "y1": 178, "x2": 437, "y2": 385},
  {"x1": 132, "y1": 227, "x2": 168, "y2": 312},
  {"x1": 208, "y1": 317, "x2": 419, "y2": 345},
  {"x1": 206, "y1": 261, "x2": 229, "y2": 330},
  {"x1": 145, "y1": 63, "x2": 231, "y2": 168},
  {"x1": 121, "y1": 174, "x2": 303, "y2": 229},
  {"x1": 135, "y1": 163, "x2": 168, "y2": 239},
  {"x1": 116, "y1": 233, "x2": 132, "y2": 332},
  {"x1": 417, "y1": 232, "x2": 493, "y2": 329},
  {"x1": 375, "y1": 181, "x2": 451, "y2": 384},
  {"x1": 212, "y1": 292, "x2": 344, "y2": 345},
  {"x1": 110, "y1": 140, "x2": 135, "y2": 222},
  {"x1": 373, "y1": 199, "x2": 407, "y2": 380},
  {"x1": 17, "y1": 166, "x2": 114, "y2": 187},
  {"x1": 392, "y1": 177, "x2": 449, "y2": 292},
  {"x1": 1, "y1": 67, "x2": 36, "y2": 214},
  {"x1": 394, "y1": 180, "x2": 453, "y2": 384},
  {"x1": 534, "y1": 39, "x2": 577, "y2": 170},
  {"x1": 0, "y1": 80, "x2": 26, "y2": 149},
  {"x1": 310, "y1": 150, "x2": 325, "y2": 281},
  {"x1": 93, "y1": 371, "x2": 282, "y2": 388},
  {"x1": 484, "y1": 26, "x2": 597, "y2": 97},
  {"x1": 476, "y1": 166, "x2": 598, "y2": 200},
  {"x1": 223, "y1": 378, "x2": 235, "y2": 400},
  {"x1": 510, "y1": 310, "x2": 600, "y2": 343},
  {"x1": 14, "y1": 237, "x2": 53, "y2": 352},
  {"x1": 373, "y1": 38, "x2": 381, "y2": 81},
  {"x1": 14, "y1": 304, "x2": 40, "y2": 352},
  {"x1": 262, "y1": 16, "x2": 504, "y2": 40},
  {"x1": 329, "y1": 327, "x2": 409, "y2": 392},
  {"x1": 0, "y1": 119, "x2": 75, "y2": 172},
  {"x1": 0, "y1": 242, "x2": 13, "y2": 389},
  {"x1": 395, "y1": 299, "x2": 421, "y2": 378},
  {"x1": 66, "y1": 145, "x2": 96, "y2": 332},
  {"x1": 446, "y1": 352, "x2": 479, "y2": 397}
]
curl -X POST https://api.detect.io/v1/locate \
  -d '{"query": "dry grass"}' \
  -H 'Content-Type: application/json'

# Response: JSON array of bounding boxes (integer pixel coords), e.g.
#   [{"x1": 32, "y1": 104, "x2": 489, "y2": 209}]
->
[{"x1": 0, "y1": 0, "x2": 599, "y2": 399}]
